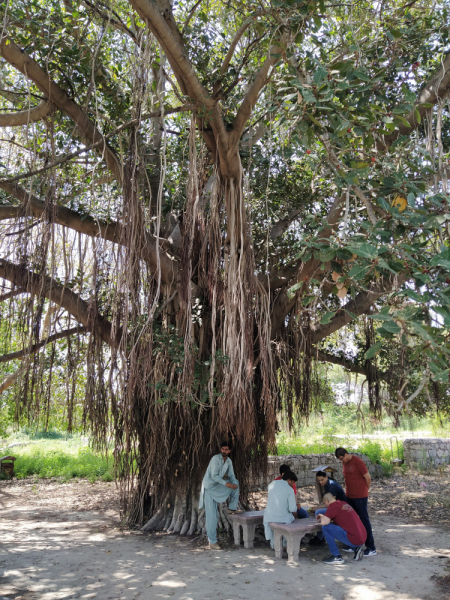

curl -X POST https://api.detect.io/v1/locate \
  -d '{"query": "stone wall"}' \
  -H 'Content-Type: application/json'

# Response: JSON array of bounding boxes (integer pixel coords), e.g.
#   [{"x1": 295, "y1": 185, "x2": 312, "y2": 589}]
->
[
  {"x1": 249, "y1": 453, "x2": 383, "y2": 492},
  {"x1": 403, "y1": 438, "x2": 450, "y2": 469}
]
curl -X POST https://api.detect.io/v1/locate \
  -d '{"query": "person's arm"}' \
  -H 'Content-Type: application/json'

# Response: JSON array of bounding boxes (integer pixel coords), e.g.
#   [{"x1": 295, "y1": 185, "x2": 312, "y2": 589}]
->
[
  {"x1": 288, "y1": 488, "x2": 297, "y2": 515},
  {"x1": 363, "y1": 472, "x2": 371, "y2": 491},
  {"x1": 317, "y1": 513, "x2": 331, "y2": 526},
  {"x1": 227, "y1": 460, "x2": 239, "y2": 486},
  {"x1": 210, "y1": 457, "x2": 228, "y2": 486}
]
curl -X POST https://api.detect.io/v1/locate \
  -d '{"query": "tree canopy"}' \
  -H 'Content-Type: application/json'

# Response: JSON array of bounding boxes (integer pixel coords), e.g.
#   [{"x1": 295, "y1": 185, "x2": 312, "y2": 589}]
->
[{"x1": 1, "y1": 0, "x2": 450, "y2": 526}]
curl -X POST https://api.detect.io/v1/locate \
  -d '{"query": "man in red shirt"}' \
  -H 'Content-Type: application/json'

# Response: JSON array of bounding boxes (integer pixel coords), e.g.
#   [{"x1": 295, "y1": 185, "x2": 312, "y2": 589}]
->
[
  {"x1": 317, "y1": 493, "x2": 365, "y2": 564},
  {"x1": 335, "y1": 447, "x2": 377, "y2": 557}
]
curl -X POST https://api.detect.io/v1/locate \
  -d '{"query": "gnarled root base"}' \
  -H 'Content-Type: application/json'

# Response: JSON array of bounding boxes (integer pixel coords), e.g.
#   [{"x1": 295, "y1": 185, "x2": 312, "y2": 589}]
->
[{"x1": 141, "y1": 488, "x2": 236, "y2": 538}]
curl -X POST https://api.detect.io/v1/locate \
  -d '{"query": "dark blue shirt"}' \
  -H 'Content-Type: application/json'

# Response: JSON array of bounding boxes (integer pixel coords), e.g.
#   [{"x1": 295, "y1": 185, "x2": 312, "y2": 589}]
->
[{"x1": 324, "y1": 478, "x2": 347, "y2": 502}]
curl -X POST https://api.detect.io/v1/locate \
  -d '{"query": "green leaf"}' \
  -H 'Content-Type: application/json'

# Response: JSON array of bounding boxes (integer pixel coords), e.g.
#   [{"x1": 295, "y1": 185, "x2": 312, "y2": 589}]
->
[
  {"x1": 347, "y1": 243, "x2": 378, "y2": 259},
  {"x1": 348, "y1": 264, "x2": 370, "y2": 280},
  {"x1": 287, "y1": 282, "x2": 302, "y2": 298},
  {"x1": 320, "y1": 311, "x2": 336, "y2": 325},
  {"x1": 379, "y1": 320, "x2": 401, "y2": 334},
  {"x1": 302, "y1": 295, "x2": 316, "y2": 306},
  {"x1": 364, "y1": 341, "x2": 383, "y2": 359}
]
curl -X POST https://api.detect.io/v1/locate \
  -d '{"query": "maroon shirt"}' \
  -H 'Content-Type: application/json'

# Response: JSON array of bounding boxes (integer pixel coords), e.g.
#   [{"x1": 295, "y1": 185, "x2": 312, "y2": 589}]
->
[
  {"x1": 343, "y1": 455, "x2": 369, "y2": 499},
  {"x1": 324, "y1": 500, "x2": 366, "y2": 546}
]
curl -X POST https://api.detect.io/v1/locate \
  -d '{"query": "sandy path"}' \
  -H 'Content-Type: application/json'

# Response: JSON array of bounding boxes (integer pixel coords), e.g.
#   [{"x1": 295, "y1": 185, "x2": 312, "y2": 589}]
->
[{"x1": 1, "y1": 480, "x2": 449, "y2": 600}]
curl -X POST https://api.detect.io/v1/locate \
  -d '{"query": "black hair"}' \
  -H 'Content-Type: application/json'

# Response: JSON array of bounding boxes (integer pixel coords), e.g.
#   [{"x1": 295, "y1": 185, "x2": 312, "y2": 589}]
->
[
  {"x1": 335, "y1": 447, "x2": 348, "y2": 458},
  {"x1": 282, "y1": 471, "x2": 298, "y2": 482},
  {"x1": 316, "y1": 471, "x2": 328, "y2": 478},
  {"x1": 220, "y1": 441, "x2": 231, "y2": 449},
  {"x1": 279, "y1": 464, "x2": 291, "y2": 475}
]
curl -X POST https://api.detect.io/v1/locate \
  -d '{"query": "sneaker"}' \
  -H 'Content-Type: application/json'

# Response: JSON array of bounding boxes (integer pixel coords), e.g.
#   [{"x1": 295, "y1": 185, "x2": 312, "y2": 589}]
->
[
  {"x1": 227, "y1": 509, "x2": 242, "y2": 515},
  {"x1": 341, "y1": 546, "x2": 354, "y2": 553},
  {"x1": 363, "y1": 548, "x2": 377, "y2": 557},
  {"x1": 354, "y1": 546, "x2": 364, "y2": 561},
  {"x1": 309, "y1": 536, "x2": 326, "y2": 546},
  {"x1": 209, "y1": 542, "x2": 221, "y2": 550},
  {"x1": 323, "y1": 555, "x2": 344, "y2": 565}
]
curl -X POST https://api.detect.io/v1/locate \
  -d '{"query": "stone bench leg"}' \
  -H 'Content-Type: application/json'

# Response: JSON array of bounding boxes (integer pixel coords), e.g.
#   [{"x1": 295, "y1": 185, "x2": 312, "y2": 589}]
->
[
  {"x1": 286, "y1": 534, "x2": 303, "y2": 563},
  {"x1": 243, "y1": 523, "x2": 256, "y2": 549},
  {"x1": 273, "y1": 530, "x2": 284, "y2": 559},
  {"x1": 233, "y1": 521, "x2": 241, "y2": 547}
]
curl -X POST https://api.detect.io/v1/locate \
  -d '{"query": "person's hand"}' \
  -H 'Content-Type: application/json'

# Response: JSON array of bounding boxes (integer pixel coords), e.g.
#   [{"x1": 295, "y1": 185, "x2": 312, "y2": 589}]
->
[{"x1": 226, "y1": 483, "x2": 238, "y2": 489}]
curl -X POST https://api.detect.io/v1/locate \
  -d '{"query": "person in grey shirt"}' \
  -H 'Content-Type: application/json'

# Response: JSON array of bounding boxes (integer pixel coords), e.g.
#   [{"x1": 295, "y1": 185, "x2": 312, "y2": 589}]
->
[{"x1": 199, "y1": 441, "x2": 239, "y2": 549}]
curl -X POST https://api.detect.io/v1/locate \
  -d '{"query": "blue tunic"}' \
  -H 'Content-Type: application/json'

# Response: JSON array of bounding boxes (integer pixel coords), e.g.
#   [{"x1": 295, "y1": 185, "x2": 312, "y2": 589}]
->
[{"x1": 263, "y1": 479, "x2": 297, "y2": 548}]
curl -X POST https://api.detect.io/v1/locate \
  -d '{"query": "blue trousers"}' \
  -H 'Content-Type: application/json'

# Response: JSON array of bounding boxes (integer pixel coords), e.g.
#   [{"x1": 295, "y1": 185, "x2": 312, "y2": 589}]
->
[
  {"x1": 315, "y1": 508, "x2": 327, "y2": 539},
  {"x1": 346, "y1": 497, "x2": 375, "y2": 551},
  {"x1": 204, "y1": 484, "x2": 239, "y2": 544},
  {"x1": 297, "y1": 507, "x2": 309, "y2": 519},
  {"x1": 322, "y1": 523, "x2": 360, "y2": 556}
]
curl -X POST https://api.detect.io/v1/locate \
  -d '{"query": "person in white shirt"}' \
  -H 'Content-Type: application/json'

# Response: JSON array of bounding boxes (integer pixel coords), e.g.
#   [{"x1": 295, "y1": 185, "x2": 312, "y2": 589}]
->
[{"x1": 263, "y1": 471, "x2": 298, "y2": 549}]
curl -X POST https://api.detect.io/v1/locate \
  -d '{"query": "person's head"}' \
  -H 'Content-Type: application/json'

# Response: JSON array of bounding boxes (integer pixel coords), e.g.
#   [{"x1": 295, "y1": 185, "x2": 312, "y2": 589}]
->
[
  {"x1": 220, "y1": 441, "x2": 231, "y2": 457},
  {"x1": 335, "y1": 447, "x2": 352, "y2": 464},
  {"x1": 279, "y1": 464, "x2": 291, "y2": 476},
  {"x1": 282, "y1": 471, "x2": 298, "y2": 488},
  {"x1": 322, "y1": 492, "x2": 336, "y2": 507},
  {"x1": 316, "y1": 470, "x2": 329, "y2": 486}
]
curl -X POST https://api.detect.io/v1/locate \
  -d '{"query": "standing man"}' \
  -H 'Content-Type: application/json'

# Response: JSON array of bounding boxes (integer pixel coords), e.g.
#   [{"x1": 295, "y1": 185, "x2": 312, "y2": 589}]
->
[
  {"x1": 335, "y1": 447, "x2": 377, "y2": 557},
  {"x1": 199, "y1": 441, "x2": 239, "y2": 550},
  {"x1": 309, "y1": 470, "x2": 347, "y2": 546},
  {"x1": 264, "y1": 471, "x2": 298, "y2": 549},
  {"x1": 317, "y1": 492, "x2": 365, "y2": 564}
]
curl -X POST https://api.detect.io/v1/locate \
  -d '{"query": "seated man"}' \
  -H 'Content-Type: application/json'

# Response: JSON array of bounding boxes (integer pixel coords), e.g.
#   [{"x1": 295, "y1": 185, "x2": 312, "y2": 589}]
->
[
  {"x1": 316, "y1": 493, "x2": 366, "y2": 565},
  {"x1": 264, "y1": 471, "x2": 298, "y2": 549},
  {"x1": 309, "y1": 470, "x2": 347, "y2": 546},
  {"x1": 274, "y1": 464, "x2": 308, "y2": 519}
]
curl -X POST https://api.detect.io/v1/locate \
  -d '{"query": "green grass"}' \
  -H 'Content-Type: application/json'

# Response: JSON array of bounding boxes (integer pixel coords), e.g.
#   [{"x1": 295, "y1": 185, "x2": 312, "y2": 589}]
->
[{"x1": 0, "y1": 434, "x2": 114, "y2": 482}]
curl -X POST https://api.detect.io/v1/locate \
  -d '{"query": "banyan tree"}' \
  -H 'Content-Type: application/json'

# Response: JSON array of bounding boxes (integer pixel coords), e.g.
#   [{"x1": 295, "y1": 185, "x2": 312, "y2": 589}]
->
[{"x1": 1, "y1": 0, "x2": 450, "y2": 530}]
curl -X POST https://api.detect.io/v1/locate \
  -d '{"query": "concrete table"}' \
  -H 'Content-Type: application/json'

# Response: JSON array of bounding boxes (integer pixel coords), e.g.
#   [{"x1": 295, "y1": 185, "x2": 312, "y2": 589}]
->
[
  {"x1": 231, "y1": 511, "x2": 264, "y2": 549},
  {"x1": 269, "y1": 518, "x2": 321, "y2": 563}
]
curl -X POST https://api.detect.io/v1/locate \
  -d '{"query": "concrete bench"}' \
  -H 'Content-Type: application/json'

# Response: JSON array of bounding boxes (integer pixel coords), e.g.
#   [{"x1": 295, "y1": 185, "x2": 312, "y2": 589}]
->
[
  {"x1": 269, "y1": 518, "x2": 321, "y2": 563},
  {"x1": 231, "y1": 511, "x2": 264, "y2": 549}
]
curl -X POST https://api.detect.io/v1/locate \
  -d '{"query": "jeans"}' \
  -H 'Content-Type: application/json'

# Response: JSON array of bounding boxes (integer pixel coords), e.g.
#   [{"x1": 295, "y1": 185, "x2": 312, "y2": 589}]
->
[
  {"x1": 297, "y1": 507, "x2": 309, "y2": 519},
  {"x1": 314, "y1": 508, "x2": 327, "y2": 539},
  {"x1": 346, "y1": 497, "x2": 375, "y2": 551},
  {"x1": 322, "y1": 523, "x2": 359, "y2": 556}
]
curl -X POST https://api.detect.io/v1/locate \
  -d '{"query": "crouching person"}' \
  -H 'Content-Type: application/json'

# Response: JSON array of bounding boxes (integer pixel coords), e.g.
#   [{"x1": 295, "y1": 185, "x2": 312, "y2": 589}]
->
[{"x1": 317, "y1": 493, "x2": 366, "y2": 565}]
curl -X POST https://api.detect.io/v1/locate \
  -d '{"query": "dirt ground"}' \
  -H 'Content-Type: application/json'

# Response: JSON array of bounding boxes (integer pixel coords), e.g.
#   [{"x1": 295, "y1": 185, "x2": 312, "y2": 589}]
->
[{"x1": 1, "y1": 472, "x2": 450, "y2": 600}]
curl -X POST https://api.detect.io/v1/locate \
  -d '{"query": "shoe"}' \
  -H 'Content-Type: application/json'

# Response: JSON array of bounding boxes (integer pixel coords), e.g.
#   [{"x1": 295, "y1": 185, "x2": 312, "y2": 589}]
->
[
  {"x1": 341, "y1": 546, "x2": 354, "y2": 553},
  {"x1": 227, "y1": 509, "x2": 241, "y2": 515},
  {"x1": 363, "y1": 548, "x2": 377, "y2": 557},
  {"x1": 354, "y1": 546, "x2": 364, "y2": 561},
  {"x1": 323, "y1": 555, "x2": 344, "y2": 565},
  {"x1": 209, "y1": 542, "x2": 221, "y2": 550},
  {"x1": 309, "y1": 536, "x2": 326, "y2": 546}
]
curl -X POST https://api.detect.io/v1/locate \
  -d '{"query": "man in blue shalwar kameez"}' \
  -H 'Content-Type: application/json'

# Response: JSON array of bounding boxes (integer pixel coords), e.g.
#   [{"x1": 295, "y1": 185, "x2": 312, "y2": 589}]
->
[
  {"x1": 264, "y1": 471, "x2": 298, "y2": 549},
  {"x1": 199, "y1": 441, "x2": 239, "y2": 549}
]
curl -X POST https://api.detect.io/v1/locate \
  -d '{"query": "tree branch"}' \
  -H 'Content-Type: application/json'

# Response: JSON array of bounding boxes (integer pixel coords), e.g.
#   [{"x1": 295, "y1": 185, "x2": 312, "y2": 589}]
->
[
  {"x1": 310, "y1": 275, "x2": 406, "y2": 344},
  {"x1": 0, "y1": 182, "x2": 180, "y2": 287},
  {"x1": 0, "y1": 37, "x2": 122, "y2": 183},
  {"x1": 127, "y1": 0, "x2": 211, "y2": 104},
  {"x1": 220, "y1": 15, "x2": 260, "y2": 76},
  {"x1": 0, "y1": 363, "x2": 27, "y2": 395},
  {"x1": 270, "y1": 193, "x2": 345, "y2": 335},
  {"x1": 380, "y1": 53, "x2": 450, "y2": 150},
  {"x1": 0, "y1": 327, "x2": 88, "y2": 364},
  {"x1": 269, "y1": 208, "x2": 302, "y2": 239},
  {"x1": 231, "y1": 45, "x2": 280, "y2": 144},
  {"x1": 0, "y1": 99, "x2": 52, "y2": 127},
  {"x1": 0, "y1": 258, "x2": 116, "y2": 347}
]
